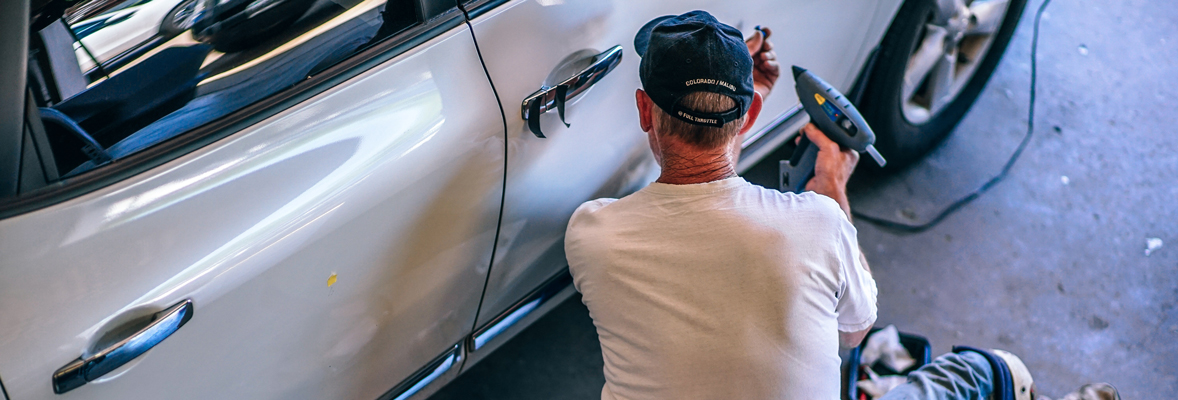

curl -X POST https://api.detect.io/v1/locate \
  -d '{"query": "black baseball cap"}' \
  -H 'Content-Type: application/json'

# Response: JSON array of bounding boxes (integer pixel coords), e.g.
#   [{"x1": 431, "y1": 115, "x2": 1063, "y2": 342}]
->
[{"x1": 634, "y1": 11, "x2": 755, "y2": 127}]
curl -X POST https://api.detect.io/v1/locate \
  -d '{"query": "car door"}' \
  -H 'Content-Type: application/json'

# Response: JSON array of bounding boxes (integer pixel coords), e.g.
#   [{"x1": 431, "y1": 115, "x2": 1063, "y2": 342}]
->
[
  {"x1": 0, "y1": 1, "x2": 502, "y2": 399},
  {"x1": 462, "y1": 0, "x2": 879, "y2": 348}
]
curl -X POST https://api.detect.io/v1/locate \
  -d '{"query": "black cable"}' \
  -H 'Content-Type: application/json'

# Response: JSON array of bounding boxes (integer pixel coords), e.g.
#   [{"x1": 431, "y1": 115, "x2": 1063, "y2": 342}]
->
[
  {"x1": 851, "y1": 0, "x2": 1053, "y2": 233},
  {"x1": 456, "y1": 0, "x2": 512, "y2": 337}
]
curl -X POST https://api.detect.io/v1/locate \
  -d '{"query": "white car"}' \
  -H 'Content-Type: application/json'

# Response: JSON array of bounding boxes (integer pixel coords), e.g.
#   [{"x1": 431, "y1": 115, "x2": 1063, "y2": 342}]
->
[
  {"x1": 0, "y1": 0, "x2": 1025, "y2": 398},
  {"x1": 71, "y1": 0, "x2": 196, "y2": 73}
]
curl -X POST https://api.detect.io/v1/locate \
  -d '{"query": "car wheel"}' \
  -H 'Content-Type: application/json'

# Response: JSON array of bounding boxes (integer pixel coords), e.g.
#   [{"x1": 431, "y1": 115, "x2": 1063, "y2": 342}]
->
[
  {"x1": 859, "y1": 0, "x2": 1028, "y2": 171},
  {"x1": 160, "y1": 0, "x2": 198, "y2": 36}
]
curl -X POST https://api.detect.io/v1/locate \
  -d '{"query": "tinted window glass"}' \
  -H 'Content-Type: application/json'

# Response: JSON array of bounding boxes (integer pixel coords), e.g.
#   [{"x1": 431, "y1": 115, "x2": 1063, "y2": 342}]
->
[{"x1": 24, "y1": 0, "x2": 420, "y2": 180}]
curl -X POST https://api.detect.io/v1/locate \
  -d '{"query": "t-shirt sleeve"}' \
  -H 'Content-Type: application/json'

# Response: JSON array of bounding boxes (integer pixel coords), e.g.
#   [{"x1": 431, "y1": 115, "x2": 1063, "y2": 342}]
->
[
  {"x1": 565, "y1": 198, "x2": 618, "y2": 293},
  {"x1": 833, "y1": 213, "x2": 878, "y2": 332}
]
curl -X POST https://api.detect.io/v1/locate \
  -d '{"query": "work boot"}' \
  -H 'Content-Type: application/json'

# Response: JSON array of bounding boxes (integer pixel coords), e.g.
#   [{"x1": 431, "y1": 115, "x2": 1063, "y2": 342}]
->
[{"x1": 992, "y1": 349, "x2": 1036, "y2": 400}]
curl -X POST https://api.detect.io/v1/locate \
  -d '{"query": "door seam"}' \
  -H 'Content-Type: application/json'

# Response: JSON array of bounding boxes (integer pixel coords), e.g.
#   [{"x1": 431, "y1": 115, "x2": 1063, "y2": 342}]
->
[{"x1": 454, "y1": 0, "x2": 510, "y2": 373}]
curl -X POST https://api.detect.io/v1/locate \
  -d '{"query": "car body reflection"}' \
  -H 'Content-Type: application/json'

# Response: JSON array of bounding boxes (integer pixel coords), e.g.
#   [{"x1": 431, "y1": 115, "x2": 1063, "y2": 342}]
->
[
  {"x1": 72, "y1": 0, "x2": 197, "y2": 75},
  {"x1": 190, "y1": 0, "x2": 317, "y2": 52},
  {"x1": 43, "y1": 0, "x2": 402, "y2": 176}
]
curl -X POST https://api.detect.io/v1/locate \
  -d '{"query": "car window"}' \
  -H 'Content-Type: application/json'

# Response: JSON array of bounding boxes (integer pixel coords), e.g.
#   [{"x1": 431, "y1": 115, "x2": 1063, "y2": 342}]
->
[{"x1": 19, "y1": 0, "x2": 426, "y2": 189}]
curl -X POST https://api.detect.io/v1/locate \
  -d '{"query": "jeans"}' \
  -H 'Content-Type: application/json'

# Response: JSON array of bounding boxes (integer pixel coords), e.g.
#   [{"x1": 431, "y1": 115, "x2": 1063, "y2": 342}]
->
[{"x1": 878, "y1": 351, "x2": 995, "y2": 400}]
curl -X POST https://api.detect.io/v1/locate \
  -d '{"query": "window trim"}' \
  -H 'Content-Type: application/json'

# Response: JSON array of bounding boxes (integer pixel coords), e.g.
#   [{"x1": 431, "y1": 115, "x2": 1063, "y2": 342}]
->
[
  {"x1": 0, "y1": 0, "x2": 510, "y2": 219},
  {"x1": 0, "y1": 0, "x2": 30, "y2": 199}
]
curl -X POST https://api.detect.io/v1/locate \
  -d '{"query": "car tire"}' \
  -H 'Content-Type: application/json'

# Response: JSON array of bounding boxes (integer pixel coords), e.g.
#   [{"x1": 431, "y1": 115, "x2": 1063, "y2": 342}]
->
[
  {"x1": 858, "y1": 0, "x2": 1028, "y2": 172},
  {"x1": 160, "y1": 0, "x2": 198, "y2": 36}
]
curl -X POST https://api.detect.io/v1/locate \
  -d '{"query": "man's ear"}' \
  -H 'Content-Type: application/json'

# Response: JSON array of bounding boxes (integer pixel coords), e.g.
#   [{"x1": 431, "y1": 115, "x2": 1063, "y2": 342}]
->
[
  {"x1": 636, "y1": 89, "x2": 655, "y2": 133},
  {"x1": 739, "y1": 92, "x2": 764, "y2": 136}
]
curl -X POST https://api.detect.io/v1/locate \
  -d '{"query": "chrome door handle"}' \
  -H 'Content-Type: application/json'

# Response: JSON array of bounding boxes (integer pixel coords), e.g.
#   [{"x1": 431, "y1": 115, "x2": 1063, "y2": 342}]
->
[
  {"x1": 521, "y1": 45, "x2": 623, "y2": 138},
  {"x1": 53, "y1": 299, "x2": 194, "y2": 394}
]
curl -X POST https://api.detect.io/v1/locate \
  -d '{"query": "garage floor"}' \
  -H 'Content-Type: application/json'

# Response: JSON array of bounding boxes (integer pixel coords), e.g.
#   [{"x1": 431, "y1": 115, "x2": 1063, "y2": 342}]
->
[{"x1": 429, "y1": 0, "x2": 1177, "y2": 398}]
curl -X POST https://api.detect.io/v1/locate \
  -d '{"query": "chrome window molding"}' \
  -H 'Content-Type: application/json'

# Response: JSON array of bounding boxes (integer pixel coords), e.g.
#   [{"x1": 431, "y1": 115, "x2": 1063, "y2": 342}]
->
[
  {"x1": 737, "y1": 105, "x2": 805, "y2": 174},
  {"x1": 741, "y1": 104, "x2": 802, "y2": 151}
]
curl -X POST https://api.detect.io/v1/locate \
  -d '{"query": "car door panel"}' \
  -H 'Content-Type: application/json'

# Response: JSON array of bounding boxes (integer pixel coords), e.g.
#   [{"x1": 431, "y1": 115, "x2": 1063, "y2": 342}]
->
[
  {"x1": 466, "y1": 0, "x2": 876, "y2": 334},
  {"x1": 847, "y1": 0, "x2": 907, "y2": 89},
  {"x1": 465, "y1": 0, "x2": 658, "y2": 333},
  {"x1": 0, "y1": 22, "x2": 501, "y2": 399}
]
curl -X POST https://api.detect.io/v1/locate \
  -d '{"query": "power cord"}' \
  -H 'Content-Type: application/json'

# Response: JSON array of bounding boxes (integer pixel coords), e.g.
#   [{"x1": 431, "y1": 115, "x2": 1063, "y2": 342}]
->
[{"x1": 851, "y1": 0, "x2": 1053, "y2": 233}]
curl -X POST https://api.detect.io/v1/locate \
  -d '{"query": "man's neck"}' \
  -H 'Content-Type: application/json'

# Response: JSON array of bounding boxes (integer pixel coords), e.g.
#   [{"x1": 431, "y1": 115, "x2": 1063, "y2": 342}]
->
[{"x1": 655, "y1": 150, "x2": 738, "y2": 185}]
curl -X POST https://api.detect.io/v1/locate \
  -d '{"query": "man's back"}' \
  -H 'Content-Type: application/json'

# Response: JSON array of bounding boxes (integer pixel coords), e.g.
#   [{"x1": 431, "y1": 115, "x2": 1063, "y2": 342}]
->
[{"x1": 566, "y1": 177, "x2": 876, "y2": 400}]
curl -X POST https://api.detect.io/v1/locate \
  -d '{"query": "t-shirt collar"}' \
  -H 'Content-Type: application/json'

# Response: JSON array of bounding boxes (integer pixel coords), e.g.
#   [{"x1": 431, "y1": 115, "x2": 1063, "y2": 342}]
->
[{"x1": 643, "y1": 176, "x2": 750, "y2": 196}]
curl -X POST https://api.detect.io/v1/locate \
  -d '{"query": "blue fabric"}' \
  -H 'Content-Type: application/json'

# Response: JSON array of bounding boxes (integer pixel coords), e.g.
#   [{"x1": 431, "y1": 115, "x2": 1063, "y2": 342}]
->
[{"x1": 878, "y1": 351, "x2": 995, "y2": 400}]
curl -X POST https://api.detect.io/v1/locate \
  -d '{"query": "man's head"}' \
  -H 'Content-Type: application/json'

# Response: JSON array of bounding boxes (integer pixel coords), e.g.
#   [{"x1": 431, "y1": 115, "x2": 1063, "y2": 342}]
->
[{"x1": 633, "y1": 11, "x2": 763, "y2": 158}]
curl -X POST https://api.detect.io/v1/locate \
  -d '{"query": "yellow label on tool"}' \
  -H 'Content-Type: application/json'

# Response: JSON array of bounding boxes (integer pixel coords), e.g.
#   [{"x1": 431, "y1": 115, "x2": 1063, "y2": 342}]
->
[{"x1": 814, "y1": 93, "x2": 826, "y2": 105}]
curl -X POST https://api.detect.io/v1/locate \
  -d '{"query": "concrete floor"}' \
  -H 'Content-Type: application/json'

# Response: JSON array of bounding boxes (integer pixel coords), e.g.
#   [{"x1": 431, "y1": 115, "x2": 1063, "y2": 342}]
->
[{"x1": 430, "y1": 0, "x2": 1178, "y2": 398}]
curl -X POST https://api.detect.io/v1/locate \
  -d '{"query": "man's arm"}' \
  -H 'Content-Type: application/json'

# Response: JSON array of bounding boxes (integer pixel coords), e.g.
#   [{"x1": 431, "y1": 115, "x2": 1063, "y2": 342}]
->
[
  {"x1": 745, "y1": 27, "x2": 780, "y2": 100},
  {"x1": 840, "y1": 328, "x2": 871, "y2": 349},
  {"x1": 801, "y1": 123, "x2": 859, "y2": 220},
  {"x1": 800, "y1": 123, "x2": 871, "y2": 275},
  {"x1": 842, "y1": 248, "x2": 873, "y2": 349},
  {"x1": 731, "y1": 27, "x2": 779, "y2": 164},
  {"x1": 838, "y1": 252, "x2": 874, "y2": 349},
  {"x1": 837, "y1": 255, "x2": 875, "y2": 349},
  {"x1": 803, "y1": 123, "x2": 875, "y2": 348}
]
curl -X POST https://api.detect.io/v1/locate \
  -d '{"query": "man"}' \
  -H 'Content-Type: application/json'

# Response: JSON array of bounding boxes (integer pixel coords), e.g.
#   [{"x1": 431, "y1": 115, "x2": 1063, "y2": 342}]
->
[
  {"x1": 564, "y1": 11, "x2": 875, "y2": 399},
  {"x1": 564, "y1": 10, "x2": 1123, "y2": 400}
]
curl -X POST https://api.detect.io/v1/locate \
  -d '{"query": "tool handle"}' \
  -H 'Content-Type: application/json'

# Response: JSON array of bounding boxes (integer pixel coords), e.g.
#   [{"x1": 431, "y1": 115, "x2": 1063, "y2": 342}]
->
[{"x1": 780, "y1": 135, "x2": 821, "y2": 193}]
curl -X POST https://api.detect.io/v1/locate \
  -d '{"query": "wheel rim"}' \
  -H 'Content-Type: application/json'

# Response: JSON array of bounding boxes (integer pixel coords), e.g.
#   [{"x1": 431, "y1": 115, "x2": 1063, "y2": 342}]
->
[{"x1": 901, "y1": 0, "x2": 1012, "y2": 124}]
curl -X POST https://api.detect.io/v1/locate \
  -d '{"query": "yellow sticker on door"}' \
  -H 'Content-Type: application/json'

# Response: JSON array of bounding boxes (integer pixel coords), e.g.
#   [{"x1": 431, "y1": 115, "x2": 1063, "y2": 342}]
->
[{"x1": 327, "y1": 272, "x2": 338, "y2": 288}]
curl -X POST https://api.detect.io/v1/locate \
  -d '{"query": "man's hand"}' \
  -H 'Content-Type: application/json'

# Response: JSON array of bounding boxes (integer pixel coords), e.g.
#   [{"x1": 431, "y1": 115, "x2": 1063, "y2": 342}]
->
[
  {"x1": 745, "y1": 27, "x2": 780, "y2": 100},
  {"x1": 801, "y1": 123, "x2": 859, "y2": 219}
]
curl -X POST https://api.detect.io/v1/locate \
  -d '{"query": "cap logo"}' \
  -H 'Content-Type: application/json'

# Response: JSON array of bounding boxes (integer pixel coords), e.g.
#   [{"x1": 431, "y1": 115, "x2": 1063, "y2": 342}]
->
[
  {"x1": 685, "y1": 78, "x2": 736, "y2": 92},
  {"x1": 677, "y1": 111, "x2": 719, "y2": 125}
]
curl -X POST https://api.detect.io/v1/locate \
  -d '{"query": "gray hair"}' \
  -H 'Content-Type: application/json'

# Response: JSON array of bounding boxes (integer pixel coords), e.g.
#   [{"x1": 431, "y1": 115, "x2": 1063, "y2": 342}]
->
[{"x1": 653, "y1": 92, "x2": 746, "y2": 148}]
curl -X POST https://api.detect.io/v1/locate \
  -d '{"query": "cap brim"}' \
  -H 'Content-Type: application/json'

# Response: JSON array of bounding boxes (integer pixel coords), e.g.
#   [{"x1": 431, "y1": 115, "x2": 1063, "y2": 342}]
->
[{"x1": 633, "y1": 15, "x2": 676, "y2": 57}]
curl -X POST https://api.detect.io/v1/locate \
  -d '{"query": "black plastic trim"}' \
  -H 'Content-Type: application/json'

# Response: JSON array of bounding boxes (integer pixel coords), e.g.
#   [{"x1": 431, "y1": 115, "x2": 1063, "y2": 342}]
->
[
  {"x1": 846, "y1": 47, "x2": 880, "y2": 107},
  {"x1": 0, "y1": 0, "x2": 510, "y2": 220},
  {"x1": 0, "y1": 0, "x2": 30, "y2": 198}
]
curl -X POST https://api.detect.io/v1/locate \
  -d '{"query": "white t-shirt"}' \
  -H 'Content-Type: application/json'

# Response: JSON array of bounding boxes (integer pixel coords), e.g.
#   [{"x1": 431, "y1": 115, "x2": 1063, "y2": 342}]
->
[{"x1": 565, "y1": 177, "x2": 877, "y2": 400}]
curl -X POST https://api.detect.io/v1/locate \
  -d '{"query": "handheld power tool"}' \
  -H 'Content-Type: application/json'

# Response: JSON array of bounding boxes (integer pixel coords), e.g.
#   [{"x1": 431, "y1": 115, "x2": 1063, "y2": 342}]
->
[{"x1": 780, "y1": 66, "x2": 887, "y2": 193}]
